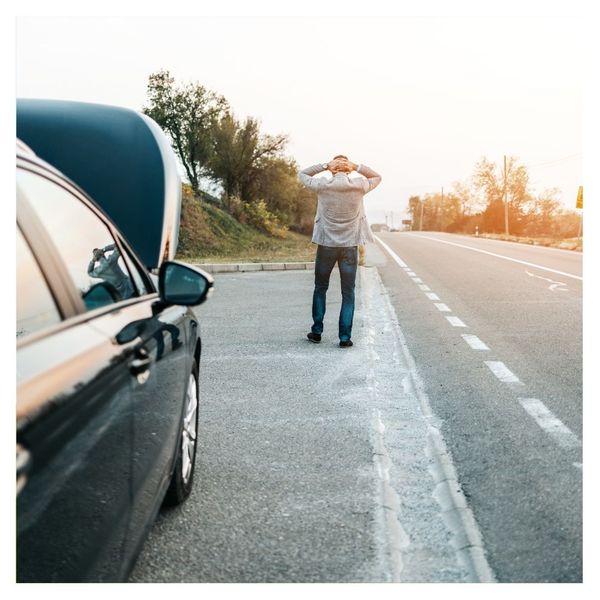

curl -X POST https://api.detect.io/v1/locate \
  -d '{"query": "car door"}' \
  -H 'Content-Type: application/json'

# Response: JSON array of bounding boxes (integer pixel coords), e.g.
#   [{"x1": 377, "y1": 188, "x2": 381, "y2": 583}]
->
[
  {"x1": 16, "y1": 183, "x2": 135, "y2": 582},
  {"x1": 102, "y1": 244, "x2": 195, "y2": 562},
  {"x1": 17, "y1": 157, "x2": 197, "y2": 580}
]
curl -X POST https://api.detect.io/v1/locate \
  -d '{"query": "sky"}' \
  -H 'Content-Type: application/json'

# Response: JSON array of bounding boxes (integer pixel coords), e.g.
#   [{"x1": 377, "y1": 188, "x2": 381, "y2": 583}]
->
[{"x1": 15, "y1": 12, "x2": 583, "y2": 226}]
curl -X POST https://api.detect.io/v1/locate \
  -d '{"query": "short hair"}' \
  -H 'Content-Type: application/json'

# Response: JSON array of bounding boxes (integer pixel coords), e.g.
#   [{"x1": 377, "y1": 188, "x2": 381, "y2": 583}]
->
[{"x1": 333, "y1": 154, "x2": 348, "y2": 160}]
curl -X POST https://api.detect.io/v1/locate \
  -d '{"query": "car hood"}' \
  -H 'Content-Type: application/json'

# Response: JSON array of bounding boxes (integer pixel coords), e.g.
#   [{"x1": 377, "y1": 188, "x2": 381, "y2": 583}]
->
[{"x1": 17, "y1": 99, "x2": 181, "y2": 270}]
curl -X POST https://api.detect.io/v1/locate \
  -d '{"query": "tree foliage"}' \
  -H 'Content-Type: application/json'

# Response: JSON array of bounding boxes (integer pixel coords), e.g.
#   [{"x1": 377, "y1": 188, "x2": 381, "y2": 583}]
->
[
  {"x1": 208, "y1": 113, "x2": 287, "y2": 208},
  {"x1": 405, "y1": 156, "x2": 579, "y2": 238},
  {"x1": 143, "y1": 71, "x2": 317, "y2": 237},
  {"x1": 143, "y1": 70, "x2": 228, "y2": 194}
]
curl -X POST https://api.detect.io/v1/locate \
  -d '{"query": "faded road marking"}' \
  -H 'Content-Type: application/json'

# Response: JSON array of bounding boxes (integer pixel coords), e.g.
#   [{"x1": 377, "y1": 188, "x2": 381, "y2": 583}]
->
[
  {"x1": 446, "y1": 316, "x2": 467, "y2": 327},
  {"x1": 518, "y1": 398, "x2": 581, "y2": 449},
  {"x1": 434, "y1": 303, "x2": 451, "y2": 312},
  {"x1": 485, "y1": 361, "x2": 522, "y2": 384},
  {"x1": 418, "y1": 284, "x2": 431, "y2": 291},
  {"x1": 461, "y1": 334, "x2": 490, "y2": 351},
  {"x1": 525, "y1": 270, "x2": 568, "y2": 292},
  {"x1": 412, "y1": 277, "x2": 423, "y2": 283},
  {"x1": 425, "y1": 292, "x2": 440, "y2": 301}
]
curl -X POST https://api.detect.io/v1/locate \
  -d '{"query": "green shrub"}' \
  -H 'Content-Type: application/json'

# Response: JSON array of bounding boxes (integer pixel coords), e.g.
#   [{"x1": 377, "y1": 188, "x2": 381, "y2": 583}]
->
[{"x1": 243, "y1": 199, "x2": 288, "y2": 238}]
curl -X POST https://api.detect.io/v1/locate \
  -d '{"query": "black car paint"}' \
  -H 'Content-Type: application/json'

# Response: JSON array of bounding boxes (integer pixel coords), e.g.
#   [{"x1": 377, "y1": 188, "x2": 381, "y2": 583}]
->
[
  {"x1": 16, "y1": 99, "x2": 179, "y2": 270},
  {"x1": 16, "y1": 153, "x2": 205, "y2": 582}
]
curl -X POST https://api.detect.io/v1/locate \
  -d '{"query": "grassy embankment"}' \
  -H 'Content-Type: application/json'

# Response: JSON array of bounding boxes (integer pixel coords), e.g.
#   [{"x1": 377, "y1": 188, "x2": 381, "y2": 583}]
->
[{"x1": 175, "y1": 189, "x2": 315, "y2": 264}]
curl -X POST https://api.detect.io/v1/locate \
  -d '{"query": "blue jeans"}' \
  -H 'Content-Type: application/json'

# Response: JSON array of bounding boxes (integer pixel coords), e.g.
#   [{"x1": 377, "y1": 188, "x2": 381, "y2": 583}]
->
[{"x1": 311, "y1": 245, "x2": 358, "y2": 342}]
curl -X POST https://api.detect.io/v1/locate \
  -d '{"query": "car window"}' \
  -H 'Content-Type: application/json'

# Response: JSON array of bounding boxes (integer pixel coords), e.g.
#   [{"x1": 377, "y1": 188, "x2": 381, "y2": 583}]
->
[
  {"x1": 17, "y1": 227, "x2": 61, "y2": 339},
  {"x1": 18, "y1": 169, "x2": 137, "y2": 312}
]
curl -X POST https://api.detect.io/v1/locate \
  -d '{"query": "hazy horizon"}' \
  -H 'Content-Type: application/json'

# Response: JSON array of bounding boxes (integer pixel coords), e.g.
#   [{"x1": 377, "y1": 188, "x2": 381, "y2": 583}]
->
[{"x1": 16, "y1": 15, "x2": 582, "y2": 225}]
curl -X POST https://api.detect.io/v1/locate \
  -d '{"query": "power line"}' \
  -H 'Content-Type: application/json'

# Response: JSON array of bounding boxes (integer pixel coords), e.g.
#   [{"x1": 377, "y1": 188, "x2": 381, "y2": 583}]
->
[{"x1": 525, "y1": 153, "x2": 581, "y2": 168}]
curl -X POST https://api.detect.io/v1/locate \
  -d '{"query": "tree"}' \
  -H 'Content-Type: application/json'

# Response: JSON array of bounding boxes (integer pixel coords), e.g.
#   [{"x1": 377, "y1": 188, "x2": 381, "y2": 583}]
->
[
  {"x1": 523, "y1": 188, "x2": 563, "y2": 236},
  {"x1": 143, "y1": 70, "x2": 228, "y2": 195},
  {"x1": 473, "y1": 156, "x2": 532, "y2": 234},
  {"x1": 250, "y1": 156, "x2": 315, "y2": 229},
  {"x1": 208, "y1": 112, "x2": 287, "y2": 210},
  {"x1": 408, "y1": 196, "x2": 422, "y2": 230}
]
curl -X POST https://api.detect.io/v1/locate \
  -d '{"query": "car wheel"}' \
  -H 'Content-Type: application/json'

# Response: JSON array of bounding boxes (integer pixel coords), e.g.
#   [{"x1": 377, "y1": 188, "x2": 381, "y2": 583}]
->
[{"x1": 163, "y1": 359, "x2": 199, "y2": 506}]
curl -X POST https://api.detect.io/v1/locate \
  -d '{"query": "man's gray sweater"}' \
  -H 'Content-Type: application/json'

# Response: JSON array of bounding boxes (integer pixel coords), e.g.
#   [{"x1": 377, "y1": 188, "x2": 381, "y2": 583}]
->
[{"x1": 299, "y1": 164, "x2": 382, "y2": 247}]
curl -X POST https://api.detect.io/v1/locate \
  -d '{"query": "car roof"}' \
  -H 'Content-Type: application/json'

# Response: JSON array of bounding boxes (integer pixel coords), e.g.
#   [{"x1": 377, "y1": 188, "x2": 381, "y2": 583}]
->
[{"x1": 16, "y1": 99, "x2": 181, "y2": 269}]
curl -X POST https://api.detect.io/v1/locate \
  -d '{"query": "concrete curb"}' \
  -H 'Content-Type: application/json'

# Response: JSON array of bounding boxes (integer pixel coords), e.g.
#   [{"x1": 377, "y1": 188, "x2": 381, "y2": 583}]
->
[
  {"x1": 371, "y1": 267, "x2": 497, "y2": 583},
  {"x1": 192, "y1": 262, "x2": 315, "y2": 273}
]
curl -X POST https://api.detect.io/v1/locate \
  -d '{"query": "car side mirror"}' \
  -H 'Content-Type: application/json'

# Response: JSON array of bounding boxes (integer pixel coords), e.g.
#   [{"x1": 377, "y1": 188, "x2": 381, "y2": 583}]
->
[
  {"x1": 82, "y1": 281, "x2": 121, "y2": 310},
  {"x1": 158, "y1": 261, "x2": 213, "y2": 306}
]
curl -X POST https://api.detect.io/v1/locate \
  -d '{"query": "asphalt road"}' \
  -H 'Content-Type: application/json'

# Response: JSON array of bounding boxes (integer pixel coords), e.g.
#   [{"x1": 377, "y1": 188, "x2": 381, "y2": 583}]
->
[
  {"x1": 129, "y1": 267, "x2": 483, "y2": 583},
  {"x1": 372, "y1": 232, "x2": 582, "y2": 582},
  {"x1": 129, "y1": 233, "x2": 581, "y2": 583}
]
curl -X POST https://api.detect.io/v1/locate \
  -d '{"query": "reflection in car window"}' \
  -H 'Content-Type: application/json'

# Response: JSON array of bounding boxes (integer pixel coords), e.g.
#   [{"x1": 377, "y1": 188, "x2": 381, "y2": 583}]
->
[
  {"x1": 19, "y1": 170, "x2": 136, "y2": 311},
  {"x1": 16, "y1": 228, "x2": 61, "y2": 339}
]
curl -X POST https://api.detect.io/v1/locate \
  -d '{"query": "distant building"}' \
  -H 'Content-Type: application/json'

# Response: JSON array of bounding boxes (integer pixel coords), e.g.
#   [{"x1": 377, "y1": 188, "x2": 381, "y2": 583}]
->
[{"x1": 371, "y1": 223, "x2": 390, "y2": 232}]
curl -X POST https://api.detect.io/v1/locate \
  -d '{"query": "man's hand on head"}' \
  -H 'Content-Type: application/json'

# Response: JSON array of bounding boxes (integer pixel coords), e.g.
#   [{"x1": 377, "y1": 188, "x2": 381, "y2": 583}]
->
[{"x1": 328, "y1": 158, "x2": 354, "y2": 174}]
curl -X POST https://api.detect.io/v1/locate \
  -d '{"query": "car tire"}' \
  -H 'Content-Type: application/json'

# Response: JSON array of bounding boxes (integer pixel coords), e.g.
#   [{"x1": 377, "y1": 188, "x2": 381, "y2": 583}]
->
[{"x1": 163, "y1": 358, "x2": 199, "y2": 506}]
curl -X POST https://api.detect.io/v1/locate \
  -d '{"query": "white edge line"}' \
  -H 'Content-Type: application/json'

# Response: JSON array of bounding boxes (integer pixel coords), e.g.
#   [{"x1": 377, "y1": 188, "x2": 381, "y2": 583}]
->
[
  {"x1": 403, "y1": 234, "x2": 582, "y2": 281},
  {"x1": 375, "y1": 236, "x2": 409, "y2": 268}
]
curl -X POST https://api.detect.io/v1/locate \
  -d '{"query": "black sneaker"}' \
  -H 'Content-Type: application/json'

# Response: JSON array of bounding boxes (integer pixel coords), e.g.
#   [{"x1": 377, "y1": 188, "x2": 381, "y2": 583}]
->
[
  {"x1": 307, "y1": 332, "x2": 321, "y2": 343},
  {"x1": 339, "y1": 340, "x2": 353, "y2": 348}
]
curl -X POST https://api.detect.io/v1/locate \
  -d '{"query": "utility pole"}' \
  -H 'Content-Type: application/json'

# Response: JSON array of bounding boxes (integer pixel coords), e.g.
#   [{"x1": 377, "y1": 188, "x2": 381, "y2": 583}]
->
[{"x1": 503, "y1": 155, "x2": 509, "y2": 236}]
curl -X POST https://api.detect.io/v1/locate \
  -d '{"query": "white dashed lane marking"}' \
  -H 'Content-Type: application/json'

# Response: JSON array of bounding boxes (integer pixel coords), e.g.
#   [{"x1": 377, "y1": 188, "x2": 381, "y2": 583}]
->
[
  {"x1": 461, "y1": 334, "x2": 490, "y2": 351},
  {"x1": 484, "y1": 361, "x2": 522, "y2": 384},
  {"x1": 518, "y1": 398, "x2": 581, "y2": 449},
  {"x1": 375, "y1": 234, "x2": 581, "y2": 470},
  {"x1": 446, "y1": 316, "x2": 467, "y2": 327}
]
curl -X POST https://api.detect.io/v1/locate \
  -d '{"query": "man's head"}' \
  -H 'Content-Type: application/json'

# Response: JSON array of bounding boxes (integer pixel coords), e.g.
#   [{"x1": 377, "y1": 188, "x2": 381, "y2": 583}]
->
[
  {"x1": 329, "y1": 154, "x2": 352, "y2": 174},
  {"x1": 93, "y1": 248, "x2": 104, "y2": 261}
]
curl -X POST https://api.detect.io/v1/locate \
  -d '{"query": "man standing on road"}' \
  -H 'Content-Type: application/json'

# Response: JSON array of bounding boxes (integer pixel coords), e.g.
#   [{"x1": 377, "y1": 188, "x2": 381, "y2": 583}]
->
[{"x1": 299, "y1": 156, "x2": 381, "y2": 347}]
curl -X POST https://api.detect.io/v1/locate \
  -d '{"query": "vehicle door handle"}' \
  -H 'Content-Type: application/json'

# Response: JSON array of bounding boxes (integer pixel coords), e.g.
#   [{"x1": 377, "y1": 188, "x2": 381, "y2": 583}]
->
[{"x1": 17, "y1": 443, "x2": 31, "y2": 495}]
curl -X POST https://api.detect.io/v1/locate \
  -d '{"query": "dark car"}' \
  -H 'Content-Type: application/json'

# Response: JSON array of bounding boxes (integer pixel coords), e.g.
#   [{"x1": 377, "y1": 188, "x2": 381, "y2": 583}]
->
[{"x1": 16, "y1": 101, "x2": 213, "y2": 582}]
